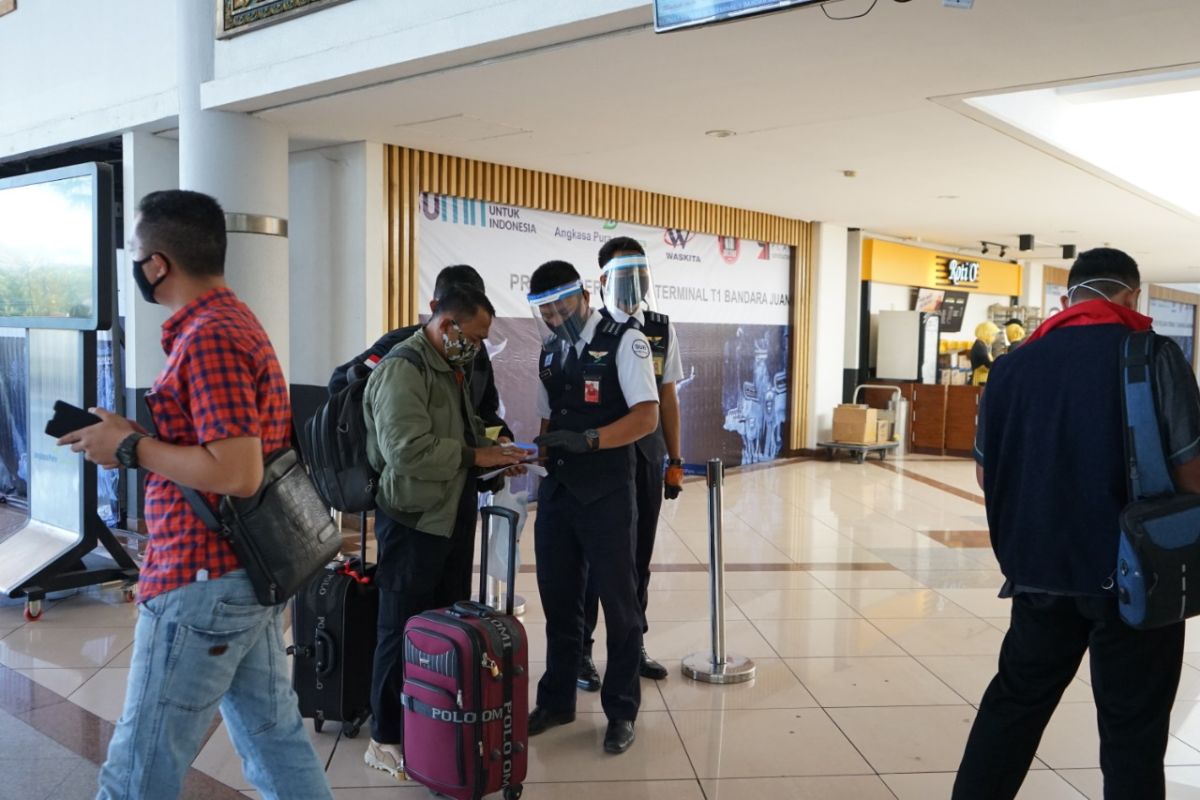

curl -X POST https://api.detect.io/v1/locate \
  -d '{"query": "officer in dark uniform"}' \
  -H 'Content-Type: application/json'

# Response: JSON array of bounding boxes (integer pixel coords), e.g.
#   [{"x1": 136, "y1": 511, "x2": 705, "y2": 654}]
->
[
  {"x1": 526, "y1": 260, "x2": 659, "y2": 755},
  {"x1": 578, "y1": 239, "x2": 686, "y2": 691}
]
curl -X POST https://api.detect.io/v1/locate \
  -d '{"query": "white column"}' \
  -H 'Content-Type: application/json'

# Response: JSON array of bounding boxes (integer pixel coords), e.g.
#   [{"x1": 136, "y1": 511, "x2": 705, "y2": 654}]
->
[
  {"x1": 176, "y1": 0, "x2": 291, "y2": 377},
  {"x1": 844, "y1": 229, "x2": 864, "y2": 377},
  {"x1": 121, "y1": 131, "x2": 178, "y2": 390},
  {"x1": 1019, "y1": 260, "x2": 1044, "y2": 310},
  {"x1": 806, "y1": 222, "x2": 850, "y2": 448},
  {"x1": 288, "y1": 141, "x2": 388, "y2": 387}
]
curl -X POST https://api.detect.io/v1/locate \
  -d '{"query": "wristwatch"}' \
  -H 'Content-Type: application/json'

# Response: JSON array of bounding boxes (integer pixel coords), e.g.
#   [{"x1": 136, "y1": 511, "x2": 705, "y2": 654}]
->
[
  {"x1": 668, "y1": 457, "x2": 683, "y2": 467},
  {"x1": 584, "y1": 429, "x2": 600, "y2": 451},
  {"x1": 115, "y1": 433, "x2": 148, "y2": 469}
]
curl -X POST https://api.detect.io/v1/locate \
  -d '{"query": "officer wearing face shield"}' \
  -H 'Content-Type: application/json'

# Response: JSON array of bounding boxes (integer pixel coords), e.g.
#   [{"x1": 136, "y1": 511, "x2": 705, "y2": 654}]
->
[
  {"x1": 525, "y1": 260, "x2": 659, "y2": 755},
  {"x1": 575, "y1": 239, "x2": 685, "y2": 692}
]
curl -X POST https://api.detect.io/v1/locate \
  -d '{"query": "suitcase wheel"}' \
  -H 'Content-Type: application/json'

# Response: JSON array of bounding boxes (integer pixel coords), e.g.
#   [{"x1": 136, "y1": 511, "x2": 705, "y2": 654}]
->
[
  {"x1": 342, "y1": 720, "x2": 361, "y2": 739},
  {"x1": 503, "y1": 786, "x2": 523, "y2": 800},
  {"x1": 313, "y1": 718, "x2": 324, "y2": 734}
]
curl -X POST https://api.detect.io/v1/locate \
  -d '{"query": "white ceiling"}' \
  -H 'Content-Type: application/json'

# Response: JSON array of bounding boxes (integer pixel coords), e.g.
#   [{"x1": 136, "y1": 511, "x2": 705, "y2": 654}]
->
[{"x1": 248, "y1": 0, "x2": 1200, "y2": 281}]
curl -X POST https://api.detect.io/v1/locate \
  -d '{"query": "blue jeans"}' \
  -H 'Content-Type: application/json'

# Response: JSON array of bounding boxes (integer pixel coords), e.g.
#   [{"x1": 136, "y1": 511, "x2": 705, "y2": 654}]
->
[{"x1": 96, "y1": 570, "x2": 332, "y2": 800}]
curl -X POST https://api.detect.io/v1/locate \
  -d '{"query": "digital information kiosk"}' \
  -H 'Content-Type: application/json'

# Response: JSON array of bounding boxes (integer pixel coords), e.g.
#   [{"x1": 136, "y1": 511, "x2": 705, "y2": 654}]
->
[{"x1": 0, "y1": 162, "x2": 138, "y2": 620}]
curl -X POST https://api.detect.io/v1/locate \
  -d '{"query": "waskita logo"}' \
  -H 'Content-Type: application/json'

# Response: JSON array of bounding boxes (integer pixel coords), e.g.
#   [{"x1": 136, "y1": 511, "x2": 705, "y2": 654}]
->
[
  {"x1": 422, "y1": 194, "x2": 487, "y2": 227},
  {"x1": 663, "y1": 228, "x2": 695, "y2": 249},
  {"x1": 663, "y1": 228, "x2": 701, "y2": 262},
  {"x1": 757, "y1": 241, "x2": 770, "y2": 261},
  {"x1": 718, "y1": 236, "x2": 740, "y2": 264}
]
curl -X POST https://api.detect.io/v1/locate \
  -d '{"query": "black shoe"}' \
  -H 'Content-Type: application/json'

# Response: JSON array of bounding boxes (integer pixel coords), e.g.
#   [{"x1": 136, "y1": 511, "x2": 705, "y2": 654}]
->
[
  {"x1": 577, "y1": 655, "x2": 601, "y2": 692},
  {"x1": 603, "y1": 720, "x2": 636, "y2": 754},
  {"x1": 639, "y1": 647, "x2": 668, "y2": 680},
  {"x1": 528, "y1": 706, "x2": 576, "y2": 736}
]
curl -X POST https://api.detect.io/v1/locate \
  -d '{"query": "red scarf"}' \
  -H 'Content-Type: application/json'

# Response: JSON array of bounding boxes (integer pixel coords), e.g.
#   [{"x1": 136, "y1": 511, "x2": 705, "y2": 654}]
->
[{"x1": 1024, "y1": 298, "x2": 1152, "y2": 345}]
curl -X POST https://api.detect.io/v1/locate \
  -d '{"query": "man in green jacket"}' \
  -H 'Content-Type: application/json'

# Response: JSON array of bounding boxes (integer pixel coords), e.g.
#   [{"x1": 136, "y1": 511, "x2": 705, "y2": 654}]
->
[{"x1": 362, "y1": 283, "x2": 526, "y2": 777}]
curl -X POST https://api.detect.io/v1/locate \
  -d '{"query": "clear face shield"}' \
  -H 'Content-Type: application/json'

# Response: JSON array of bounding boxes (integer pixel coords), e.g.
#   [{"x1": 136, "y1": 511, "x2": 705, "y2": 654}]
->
[
  {"x1": 528, "y1": 280, "x2": 589, "y2": 347},
  {"x1": 600, "y1": 254, "x2": 656, "y2": 322}
]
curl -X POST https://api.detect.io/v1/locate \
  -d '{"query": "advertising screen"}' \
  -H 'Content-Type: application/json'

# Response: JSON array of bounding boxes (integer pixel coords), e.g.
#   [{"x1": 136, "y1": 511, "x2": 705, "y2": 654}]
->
[
  {"x1": 655, "y1": 0, "x2": 830, "y2": 32},
  {"x1": 0, "y1": 163, "x2": 113, "y2": 330}
]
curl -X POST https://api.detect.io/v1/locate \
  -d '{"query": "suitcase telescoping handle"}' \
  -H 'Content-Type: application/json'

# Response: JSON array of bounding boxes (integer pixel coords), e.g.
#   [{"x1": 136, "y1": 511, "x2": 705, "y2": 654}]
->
[
  {"x1": 360, "y1": 511, "x2": 370, "y2": 569},
  {"x1": 478, "y1": 505, "x2": 520, "y2": 615}
]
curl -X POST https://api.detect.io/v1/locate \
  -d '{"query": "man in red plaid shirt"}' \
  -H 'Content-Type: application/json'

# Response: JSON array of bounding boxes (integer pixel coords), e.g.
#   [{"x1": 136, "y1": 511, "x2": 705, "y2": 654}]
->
[{"x1": 62, "y1": 190, "x2": 331, "y2": 799}]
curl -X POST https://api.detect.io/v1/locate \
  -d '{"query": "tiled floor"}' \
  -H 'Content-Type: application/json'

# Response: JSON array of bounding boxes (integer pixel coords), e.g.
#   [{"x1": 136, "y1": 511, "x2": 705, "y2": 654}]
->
[{"x1": 8, "y1": 456, "x2": 1200, "y2": 798}]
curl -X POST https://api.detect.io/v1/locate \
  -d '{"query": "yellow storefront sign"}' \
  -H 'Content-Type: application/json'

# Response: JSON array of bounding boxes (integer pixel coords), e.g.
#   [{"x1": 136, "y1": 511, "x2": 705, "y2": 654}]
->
[{"x1": 862, "y1": 239, "x2": 1022, "y2": 296}]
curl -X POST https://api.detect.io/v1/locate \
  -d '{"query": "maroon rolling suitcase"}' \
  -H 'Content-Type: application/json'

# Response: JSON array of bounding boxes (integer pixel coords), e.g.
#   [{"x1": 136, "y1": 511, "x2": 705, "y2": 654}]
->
[{"x1": 402, "y1": 506, "x2": 528, "y2": 800}]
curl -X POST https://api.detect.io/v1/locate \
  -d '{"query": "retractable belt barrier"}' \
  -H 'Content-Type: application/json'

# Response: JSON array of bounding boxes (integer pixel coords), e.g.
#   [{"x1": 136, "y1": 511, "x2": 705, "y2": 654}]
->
[{"x1": 682, "y1": 458, "x2": 756, "y2": 684}]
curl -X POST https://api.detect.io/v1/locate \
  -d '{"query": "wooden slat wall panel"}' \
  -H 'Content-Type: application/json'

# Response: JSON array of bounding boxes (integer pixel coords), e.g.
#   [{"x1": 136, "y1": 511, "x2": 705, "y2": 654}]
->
[
  {"x1": 384, "y1": 145, "x2": 814, "y2": 448},
  {"x1": 1044, "y1": 266, "x2": 1070, "y2": 290},
  {"x1": 1150, "y1": 285, "x2": 1200, "y2": 305}
]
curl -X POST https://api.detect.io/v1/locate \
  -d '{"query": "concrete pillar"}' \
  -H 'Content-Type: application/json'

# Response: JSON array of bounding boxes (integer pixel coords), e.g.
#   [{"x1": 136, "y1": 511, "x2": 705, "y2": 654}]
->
[
  {"x1": 121, "y1": 130, "x2": 178, "y2": 521},
  {"x1": 844, "y1": 229, "x2": 864, "y2": 399},
  {"x1": 176, "y1": 0, "x2": 291, "y2": 377},
  {"x1": 806, "y1": 222, "x2": 850, "y2": 448}
]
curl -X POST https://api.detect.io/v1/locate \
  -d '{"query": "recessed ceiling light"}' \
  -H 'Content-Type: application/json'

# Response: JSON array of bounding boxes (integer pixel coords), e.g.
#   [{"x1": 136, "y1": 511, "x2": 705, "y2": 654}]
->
[
  {"x1": 936, "y1": 194, "x2": 959, "y2": 200},
  {"x1": 842, "y1": 169, "x2": 858, "y2": 178},
  {"x1": 705, "y1": 129, "x2": 736, "y2": 138},
  {"x1": 1060, "y1": 229, "x2": 1078, "y2": 234}
]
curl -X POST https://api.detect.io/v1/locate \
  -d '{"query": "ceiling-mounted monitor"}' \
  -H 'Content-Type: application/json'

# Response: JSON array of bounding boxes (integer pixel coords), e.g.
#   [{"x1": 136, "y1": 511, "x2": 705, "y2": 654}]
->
[
  {"x1": 655, "y1": 0, "x2": 832, "y2": 32},
  {"x1": 0, "y1": 162, "x2": 114, "y2": 331}
]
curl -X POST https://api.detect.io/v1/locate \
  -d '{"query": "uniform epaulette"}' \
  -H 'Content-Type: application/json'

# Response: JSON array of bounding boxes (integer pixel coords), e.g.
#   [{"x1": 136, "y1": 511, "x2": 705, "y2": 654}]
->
[
  {"x1": 598, "y1": 319, "x2": 624, "y2": 337},
  {"x1": 644, "y1": 310, "x2": 669, "y2": 326}
]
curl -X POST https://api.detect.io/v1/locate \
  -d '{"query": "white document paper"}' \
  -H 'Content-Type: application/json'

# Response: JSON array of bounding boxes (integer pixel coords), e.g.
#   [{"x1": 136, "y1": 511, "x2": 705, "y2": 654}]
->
[{"x1": 479, "y1": 463, "x2": 547, "y2": 482}]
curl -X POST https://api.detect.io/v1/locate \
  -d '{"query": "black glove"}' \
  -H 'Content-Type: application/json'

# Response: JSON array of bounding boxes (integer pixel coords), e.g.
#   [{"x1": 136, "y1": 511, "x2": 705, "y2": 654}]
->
[{"x1": 535, "y1": 430, "x2": 591, "y2": 454}]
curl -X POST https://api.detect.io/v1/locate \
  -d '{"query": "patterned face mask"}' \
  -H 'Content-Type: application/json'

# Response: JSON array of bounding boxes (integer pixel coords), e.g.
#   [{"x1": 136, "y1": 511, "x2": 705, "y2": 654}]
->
[{"x1": 443, "y1": 319, "x2": 481, "y2": 367}]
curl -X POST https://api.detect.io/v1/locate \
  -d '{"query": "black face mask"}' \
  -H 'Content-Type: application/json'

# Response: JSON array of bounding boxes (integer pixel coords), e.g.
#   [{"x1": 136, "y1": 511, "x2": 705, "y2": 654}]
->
[{"x1": 131, "y1": 253, "x2": 168, "y2": 304}]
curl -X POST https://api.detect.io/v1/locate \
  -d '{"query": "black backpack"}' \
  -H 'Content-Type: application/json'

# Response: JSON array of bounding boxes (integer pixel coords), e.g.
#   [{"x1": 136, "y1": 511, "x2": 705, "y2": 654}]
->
[{"x1": 301, "y1": 348, "x2": 423, "y2": 512}]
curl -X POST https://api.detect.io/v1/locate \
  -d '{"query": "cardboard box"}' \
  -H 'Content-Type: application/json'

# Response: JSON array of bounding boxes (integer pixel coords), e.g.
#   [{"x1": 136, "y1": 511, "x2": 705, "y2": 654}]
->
[
  {"x1": 833, "y1": 404, "x2": 878, "y2": 444},
  {"x1": 876, "y1": 419, "x2": 892, "y2": 443}
]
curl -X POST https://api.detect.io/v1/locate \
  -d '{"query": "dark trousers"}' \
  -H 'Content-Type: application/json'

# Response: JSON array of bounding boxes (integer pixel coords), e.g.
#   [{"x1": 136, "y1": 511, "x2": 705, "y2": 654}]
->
[
  {"x1": 583, "y1": 450, "x2": 661, "y2": 646},
  {"x1": 535, "y1": 481, "x2": 642, "y2": 722},
  {"x1": 953, "y1": 593, "x2": 1185, "y2": 800},
  {"x1": 369, "y1": 484, "x2": 478, "y2": 744}
]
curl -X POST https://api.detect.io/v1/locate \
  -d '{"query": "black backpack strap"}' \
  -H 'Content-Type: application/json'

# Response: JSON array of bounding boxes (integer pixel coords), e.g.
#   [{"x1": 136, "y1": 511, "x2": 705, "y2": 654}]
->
[
  {"x1": 178, "y1": 484, "x2": 224, "y2": 533},
  {"x1": 385, "y1": 345, "x2": 425, "y2": 374}
]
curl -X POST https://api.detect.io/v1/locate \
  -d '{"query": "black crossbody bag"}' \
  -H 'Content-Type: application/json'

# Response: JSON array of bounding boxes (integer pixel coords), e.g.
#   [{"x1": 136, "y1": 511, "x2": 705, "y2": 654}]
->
[{"x1": 178, "y1": 447, "x2": 342, "y2": 606}]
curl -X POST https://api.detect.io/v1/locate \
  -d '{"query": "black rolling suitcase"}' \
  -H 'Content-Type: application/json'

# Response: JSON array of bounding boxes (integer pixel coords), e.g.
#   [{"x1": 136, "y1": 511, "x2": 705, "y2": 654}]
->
[{"x1": 289, "y1": 513, "x2": 378, "y2": 737}]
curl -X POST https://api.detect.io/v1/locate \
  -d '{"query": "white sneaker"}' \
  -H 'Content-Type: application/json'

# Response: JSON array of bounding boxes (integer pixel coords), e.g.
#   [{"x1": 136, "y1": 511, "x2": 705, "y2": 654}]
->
[{"x1": 364, "y1": 739, "x2": 406, "y2": 779}]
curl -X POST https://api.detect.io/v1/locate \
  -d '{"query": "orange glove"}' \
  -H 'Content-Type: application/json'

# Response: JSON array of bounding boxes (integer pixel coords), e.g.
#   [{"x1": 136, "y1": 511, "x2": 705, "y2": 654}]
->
[{"x1": 664, "y1": 461, "x2": 684, "y2": 500}]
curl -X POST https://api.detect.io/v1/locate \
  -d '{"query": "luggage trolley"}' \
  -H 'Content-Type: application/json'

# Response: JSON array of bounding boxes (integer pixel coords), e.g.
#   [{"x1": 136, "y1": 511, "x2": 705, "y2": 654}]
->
[{"x1": 818, "y1": 384, "x2": 902, "y2": 464}]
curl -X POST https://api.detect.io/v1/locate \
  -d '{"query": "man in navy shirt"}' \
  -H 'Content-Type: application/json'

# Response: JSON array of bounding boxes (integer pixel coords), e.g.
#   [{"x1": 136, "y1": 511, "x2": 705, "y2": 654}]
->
[{"x1": 952, "y1": 248, "x2": 1200, "y2": 799}]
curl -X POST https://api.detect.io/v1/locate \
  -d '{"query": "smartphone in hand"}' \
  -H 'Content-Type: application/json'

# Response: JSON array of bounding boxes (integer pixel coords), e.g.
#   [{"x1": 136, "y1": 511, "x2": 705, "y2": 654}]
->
[{"x1": 45, "y1": 401, "x2": 102, "y2": 438}]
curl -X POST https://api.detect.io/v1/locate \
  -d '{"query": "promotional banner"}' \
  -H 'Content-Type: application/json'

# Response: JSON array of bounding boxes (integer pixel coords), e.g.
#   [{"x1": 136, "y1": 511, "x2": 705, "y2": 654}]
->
[
  {"x1": 418, "y1": 194, "x2": 794, "y2": 469},
  {"x1": 1151, "y1": 297, "x2": 1196, "y2": 365}
]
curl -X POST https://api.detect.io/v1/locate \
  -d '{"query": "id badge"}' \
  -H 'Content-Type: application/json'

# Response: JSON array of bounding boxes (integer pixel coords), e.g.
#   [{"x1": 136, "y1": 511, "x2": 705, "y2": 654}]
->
[
  {"x1": 584, "y1": 378, "x2": 601, "y2": 404},
  {"x1": 653, "y1": 354, "x2": 665, "y2": 377}
]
